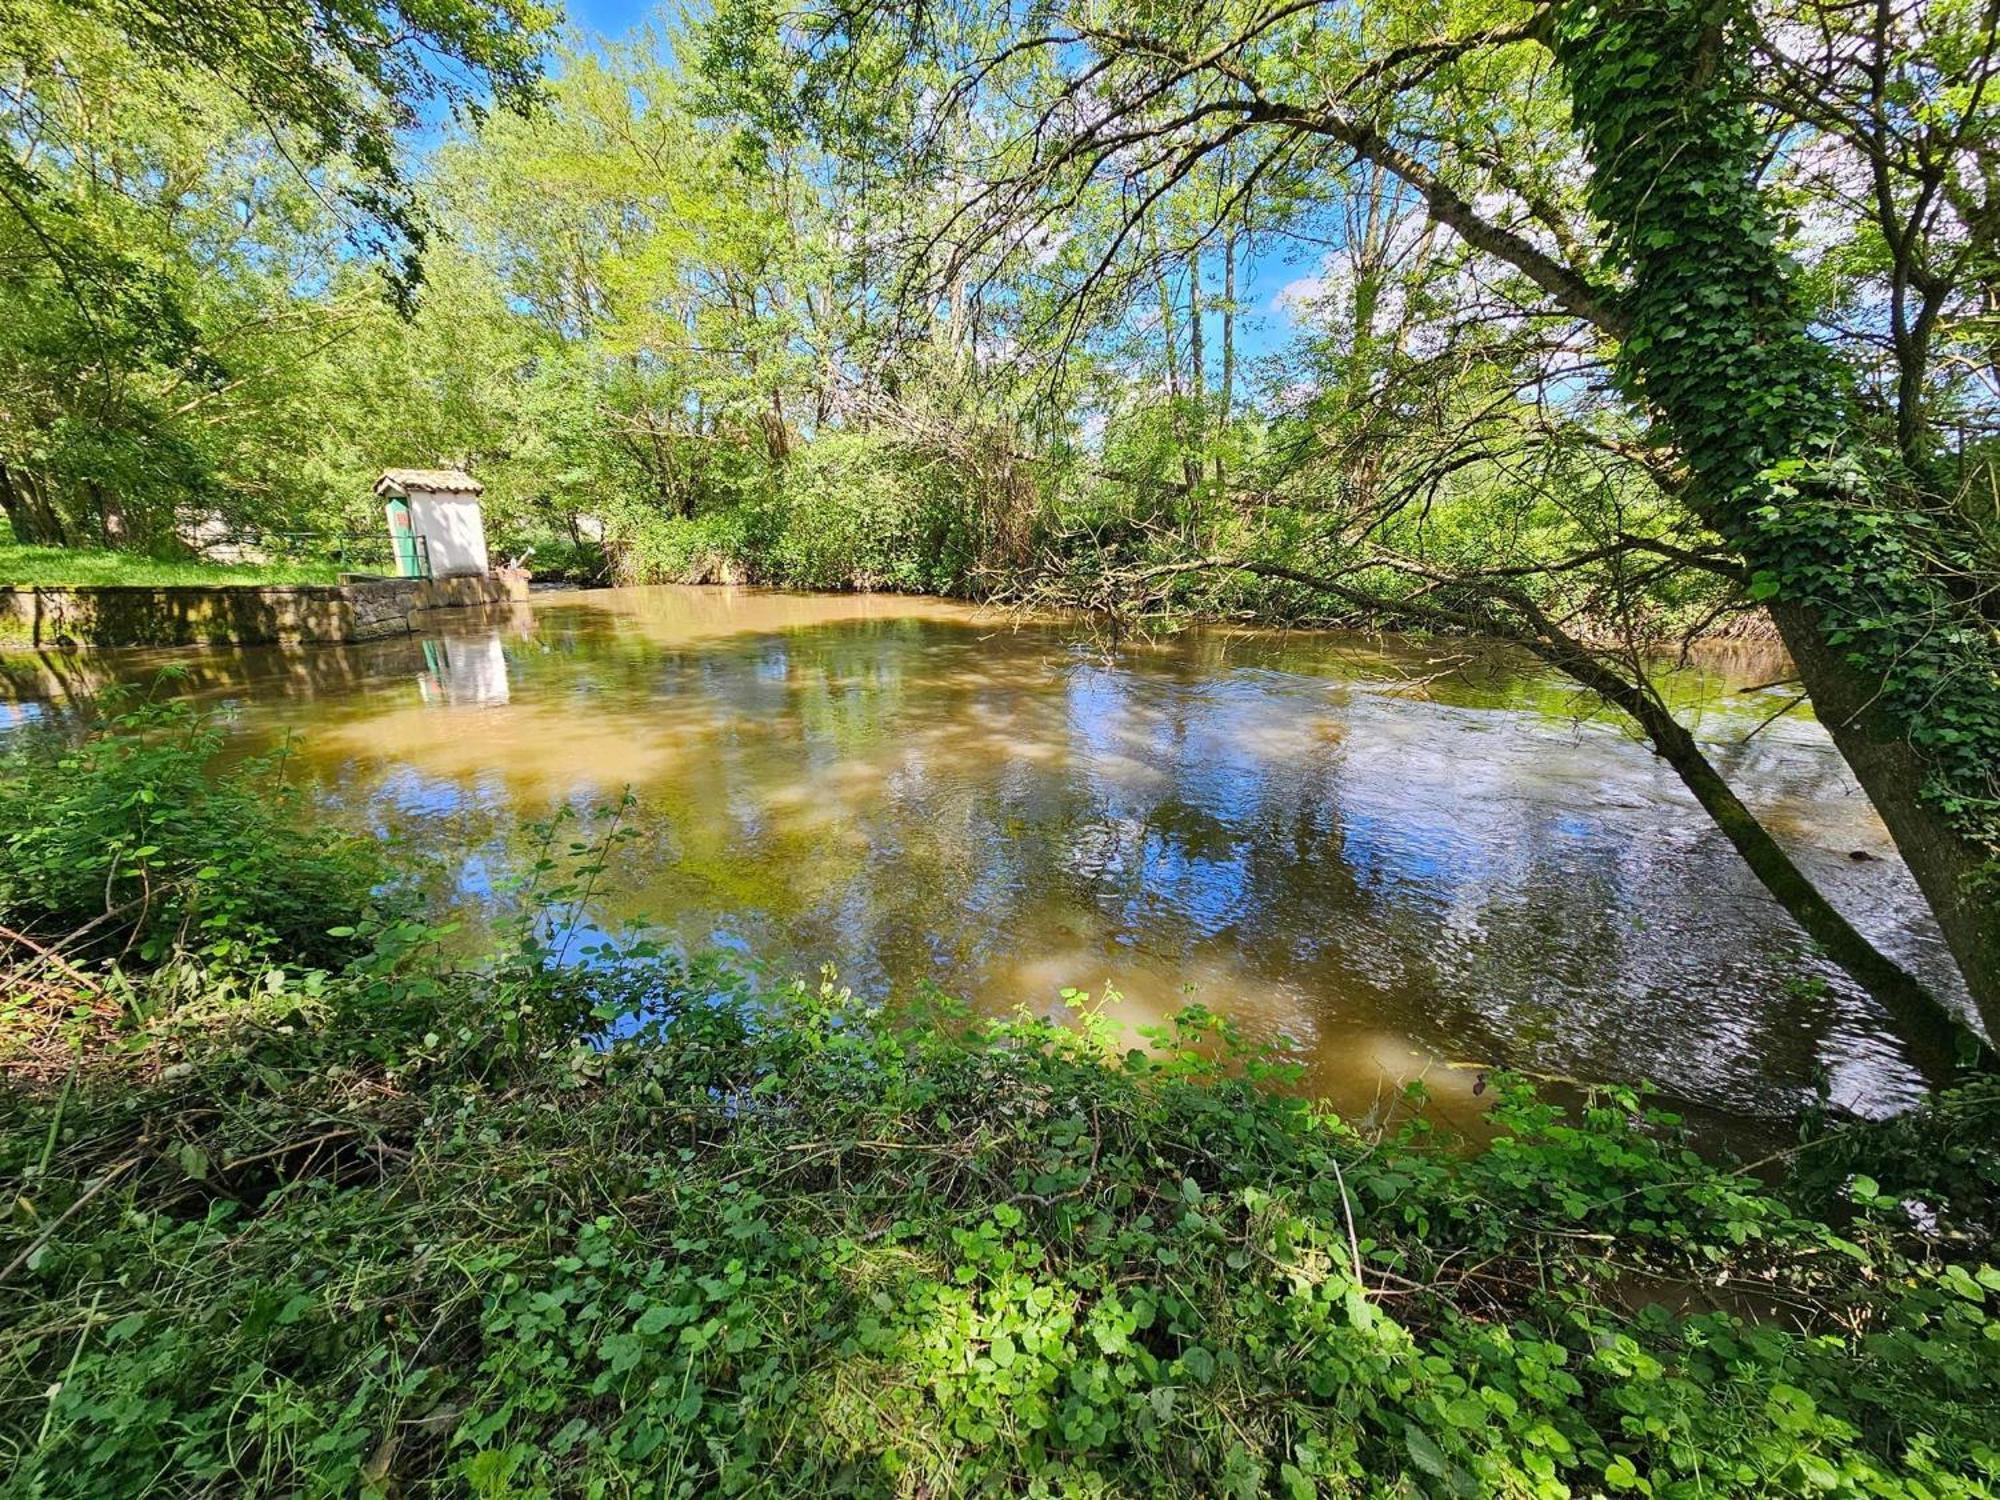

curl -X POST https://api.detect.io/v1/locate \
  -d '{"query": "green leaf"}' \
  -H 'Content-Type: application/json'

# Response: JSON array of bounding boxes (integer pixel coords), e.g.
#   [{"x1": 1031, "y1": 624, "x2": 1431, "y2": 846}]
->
[
  {"x1": 1604, "y1": 1453, "x2": 1647, "y2": 1491},
  {"x1": 1405, "y1": 1426, "x2": 1448, "y2": 1478}
]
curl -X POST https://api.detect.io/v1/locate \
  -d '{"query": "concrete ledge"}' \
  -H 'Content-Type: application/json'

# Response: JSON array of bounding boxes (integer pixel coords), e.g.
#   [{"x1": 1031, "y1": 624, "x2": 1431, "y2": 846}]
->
[{"x1": 0, "y1": 575, "x2": 530, "y2": 649}]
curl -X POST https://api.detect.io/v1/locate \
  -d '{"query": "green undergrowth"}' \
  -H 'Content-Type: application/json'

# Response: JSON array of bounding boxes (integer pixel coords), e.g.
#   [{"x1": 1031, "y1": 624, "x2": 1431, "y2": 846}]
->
[
  {"x1": 1, "y1": 932, "x2": 1997, "y2": 1499},
  {"x1": 0, "y1": 695, "x2": 381, "y2": 972},
  {"x1": 608, "y1": 433, "x2": 1009, "y2": 596},
  {"x1": 1, "y1": 708, "x2": 1996, "y2": 1497}
]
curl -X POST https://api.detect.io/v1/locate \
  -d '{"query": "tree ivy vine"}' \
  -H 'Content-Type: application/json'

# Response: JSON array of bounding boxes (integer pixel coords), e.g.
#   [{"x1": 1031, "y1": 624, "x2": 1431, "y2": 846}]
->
[{"x1": 1553, "y1": 0, "x2": 2000, "y2": 987}]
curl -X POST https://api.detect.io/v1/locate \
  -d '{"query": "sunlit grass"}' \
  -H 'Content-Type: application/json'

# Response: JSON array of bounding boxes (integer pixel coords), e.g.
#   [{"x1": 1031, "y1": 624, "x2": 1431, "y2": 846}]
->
[{"x1": 0, "y1": 521, "x2": 340, "y2": 587}]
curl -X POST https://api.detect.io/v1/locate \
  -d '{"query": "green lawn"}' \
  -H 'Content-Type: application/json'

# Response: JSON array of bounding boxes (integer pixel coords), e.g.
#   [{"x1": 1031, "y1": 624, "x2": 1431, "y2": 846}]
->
[{"x1": 0, "y1": 522, "x2": 340, "y2": 587}]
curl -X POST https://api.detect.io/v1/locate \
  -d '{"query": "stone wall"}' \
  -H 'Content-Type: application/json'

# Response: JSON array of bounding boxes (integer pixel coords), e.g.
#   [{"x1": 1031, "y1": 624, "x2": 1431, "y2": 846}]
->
[{"x1": 0, "y1": 574, "x2": 529, "y2": 650}]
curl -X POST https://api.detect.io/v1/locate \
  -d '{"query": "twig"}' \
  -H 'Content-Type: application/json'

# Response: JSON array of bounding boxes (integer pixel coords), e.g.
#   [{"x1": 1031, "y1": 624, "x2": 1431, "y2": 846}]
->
[
  {"x1": 38, "y1": 1288, "x2": 102, "y2": 1446},
  {"x1": 222, "y1": 1128, "x2": 360, "y2": 1174},
  {"x1": 1328, "y1": 1153, "x2": 1368, "y2": 1295},
  {"x1": 0, "y1": 925, "x2": 102, "y2": 996},
  {"x1": 0, "y1": 1157, "x2": 139, "y2": 1285}
]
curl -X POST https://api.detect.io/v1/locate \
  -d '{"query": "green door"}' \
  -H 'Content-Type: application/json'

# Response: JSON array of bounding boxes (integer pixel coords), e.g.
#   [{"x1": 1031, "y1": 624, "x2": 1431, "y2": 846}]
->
[{"x1": 385, "y1": 498, "x2": 419, "y2": 577}]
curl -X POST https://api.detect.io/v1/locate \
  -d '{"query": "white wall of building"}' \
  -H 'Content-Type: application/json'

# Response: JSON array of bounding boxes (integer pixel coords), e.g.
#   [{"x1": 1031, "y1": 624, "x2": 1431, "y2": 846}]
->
[{"x1": 408, "y1": 491, "x2": 490, "y2": 578}]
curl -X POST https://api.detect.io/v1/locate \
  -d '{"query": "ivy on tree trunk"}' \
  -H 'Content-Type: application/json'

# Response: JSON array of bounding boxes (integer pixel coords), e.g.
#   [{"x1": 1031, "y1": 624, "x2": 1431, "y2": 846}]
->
[{"x1": 1553, "y1": 0, "x2": 2000, "y2": 1040}]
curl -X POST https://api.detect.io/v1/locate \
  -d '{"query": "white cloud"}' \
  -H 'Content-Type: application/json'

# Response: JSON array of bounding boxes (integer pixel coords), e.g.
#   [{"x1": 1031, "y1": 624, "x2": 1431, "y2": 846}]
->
[{"x1": 1274, "y1": 273, "x2": 1328, "y2": 318}]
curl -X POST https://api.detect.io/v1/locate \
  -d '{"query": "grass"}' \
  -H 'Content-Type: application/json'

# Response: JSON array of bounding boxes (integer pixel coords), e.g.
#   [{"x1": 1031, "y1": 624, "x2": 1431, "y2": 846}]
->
[
  {"x1": 2, "y1": 949, "x2": 1997, "y2": 1499},
  {"x1": 0, "y1": 522, "x2": 341, "y2": 587}
]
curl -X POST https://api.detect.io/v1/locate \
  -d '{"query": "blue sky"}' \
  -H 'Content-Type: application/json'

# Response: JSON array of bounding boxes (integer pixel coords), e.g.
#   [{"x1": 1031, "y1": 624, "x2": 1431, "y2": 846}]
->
[
  {"x1": 560, "y1": 0, "x2": 661, "y2": 39},
  {"x1": 513, "y1": 0, "x2": 1322, "y2": 367}
]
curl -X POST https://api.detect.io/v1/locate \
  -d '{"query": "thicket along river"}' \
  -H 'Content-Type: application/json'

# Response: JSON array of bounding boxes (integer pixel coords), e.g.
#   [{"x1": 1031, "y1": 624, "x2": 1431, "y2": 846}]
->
[{"x1": 1, "y1": 585, "x2": 1974, "y2": 1129}]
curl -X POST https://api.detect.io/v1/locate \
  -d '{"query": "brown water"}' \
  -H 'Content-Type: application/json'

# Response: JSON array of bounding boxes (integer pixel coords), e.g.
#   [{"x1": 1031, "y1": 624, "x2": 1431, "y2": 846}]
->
[{"x1": 0, "y1": 585, "x2": 1970, "y2": 1126}]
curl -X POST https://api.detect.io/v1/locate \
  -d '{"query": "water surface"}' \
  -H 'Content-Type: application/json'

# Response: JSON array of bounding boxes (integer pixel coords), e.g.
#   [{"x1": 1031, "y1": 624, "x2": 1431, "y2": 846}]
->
[{"x1": 2, "y1": 585, "x2": 1967, "y2": 1127}]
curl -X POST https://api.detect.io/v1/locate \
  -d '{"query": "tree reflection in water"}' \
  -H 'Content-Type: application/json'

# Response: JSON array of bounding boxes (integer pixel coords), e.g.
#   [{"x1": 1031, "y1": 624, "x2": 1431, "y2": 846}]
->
[{"x1": 9, "y1": 583, "x2": 1967, "y2": 1129}]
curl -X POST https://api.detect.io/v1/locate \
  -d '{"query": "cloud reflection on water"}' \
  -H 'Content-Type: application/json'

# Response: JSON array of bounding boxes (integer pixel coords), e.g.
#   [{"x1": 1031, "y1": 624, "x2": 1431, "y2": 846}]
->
[{"x1": 9, "y1": 583, "x2": 1966, "y2": 1128}]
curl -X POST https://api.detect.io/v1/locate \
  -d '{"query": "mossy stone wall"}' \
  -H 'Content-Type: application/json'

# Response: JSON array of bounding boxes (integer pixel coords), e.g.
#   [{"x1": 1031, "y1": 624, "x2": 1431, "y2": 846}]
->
[{"x1": 0, "y1": 575, "x2": 524, "y2": 649}]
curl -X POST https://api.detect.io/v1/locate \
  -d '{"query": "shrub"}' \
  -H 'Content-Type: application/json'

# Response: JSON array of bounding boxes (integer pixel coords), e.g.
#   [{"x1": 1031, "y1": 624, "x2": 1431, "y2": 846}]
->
[
  {"x1": 486, "y1": 527, "x2": 608, "y2": 585},
  {"x1": 0, "y1": 694, "x2": 381, "y2": 970},
  {"x1": 1, "y1": 720, "x2": 1992, "y2": 1496},
  {"x1": 1785, "y1": 1076, "x2": 2000, "y2": 1248},
  {"x1": 613, "y1": 502, "x2": 765, "y2": 585},
  {"x1": 609, "y1": 433, "x2": 1012, "y2": 596}
]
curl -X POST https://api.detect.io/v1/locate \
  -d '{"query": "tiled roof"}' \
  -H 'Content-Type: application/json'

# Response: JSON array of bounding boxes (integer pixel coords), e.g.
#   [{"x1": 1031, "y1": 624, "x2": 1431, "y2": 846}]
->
[{"x1": 374, "y1": 468, "x2": 484, "y2": 497}]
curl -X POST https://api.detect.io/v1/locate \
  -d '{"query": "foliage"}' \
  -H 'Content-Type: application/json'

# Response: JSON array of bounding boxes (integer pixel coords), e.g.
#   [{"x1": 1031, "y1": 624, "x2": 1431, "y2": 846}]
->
[
  {"x1": 0, "y1": 696, "x2": 380, "y2": 969},
  {"x1": 1550, "y1": 0, "x2": 2000, "y2": 935},
  {"x1": 613, "y1": 431, "x2": 1019, "y2": 594},
  {"x1": 3, "y1": 0, "x2": 555, "y2": 307},
  {"x1": 0, "y1": 0, "x2": 557, "y2": 551},
  {"x1": 0, "y1": 673, "x2": 1994, "y2": 1497},
  {"x1": 0, "y1": 0, "x2": 1995, "y2": 1071},
  {"x1": 1, "y1": 926, "x2": 1997, "y2": 1497},
  {"x1": 0, "y1": 3, "x2": 404, "y2": 549},
  {"x1": 683, "y1": 0, "x2": 2000, "y2": 1029},
  {"x1": 3, "y1": 3, "x2": 1999, "y2": 1487},
  {"x1": 1787, "y1": 1076, "x2": 2000, "y2": 1249}
]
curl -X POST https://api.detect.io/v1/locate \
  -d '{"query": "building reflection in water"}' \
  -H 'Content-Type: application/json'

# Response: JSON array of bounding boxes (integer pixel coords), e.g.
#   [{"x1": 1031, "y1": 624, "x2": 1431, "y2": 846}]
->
[
  {"x1": 416, "y1": 633, "x2": 511, "y2": 707},
  {"x1": 0, "y1": 584, "x2": 1973, "y2": 1133}
]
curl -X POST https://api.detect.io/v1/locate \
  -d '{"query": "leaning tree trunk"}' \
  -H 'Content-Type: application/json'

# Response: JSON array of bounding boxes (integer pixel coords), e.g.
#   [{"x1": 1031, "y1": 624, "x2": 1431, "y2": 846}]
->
[
  {"x1": 1517, "y1": 603, "x2": 1984, "y2": 1081},
  {"x1": 1159, "y1": 555, "x2": 1982, "y2": 1075},
  {"x1": 1770, "y1": 604, "x2": 2000, "y2": 1031},
  {"x1": 1554, "y1": 0, "x2": 2000, "y2": 1038}
]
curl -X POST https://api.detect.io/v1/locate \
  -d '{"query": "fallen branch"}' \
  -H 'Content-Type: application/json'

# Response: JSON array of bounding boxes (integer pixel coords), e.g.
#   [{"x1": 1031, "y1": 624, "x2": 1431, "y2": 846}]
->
[
  {"x1": 0, "y1": 925, "x2": 103, "y2": 996},
  {"x1": 0, "y1": 1157, "x2": 140, "y2": 1286}
]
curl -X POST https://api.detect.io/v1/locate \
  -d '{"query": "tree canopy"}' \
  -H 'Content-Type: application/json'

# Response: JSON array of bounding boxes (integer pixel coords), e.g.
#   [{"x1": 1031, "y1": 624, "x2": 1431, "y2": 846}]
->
[{"x1": 0, "y1": 0, "x2": 1997, "y2": 1049}]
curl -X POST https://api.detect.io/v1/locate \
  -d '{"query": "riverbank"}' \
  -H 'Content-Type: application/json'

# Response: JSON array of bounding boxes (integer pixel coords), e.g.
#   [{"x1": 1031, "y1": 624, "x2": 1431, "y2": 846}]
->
[
  {"x1": 0, "y1": 525, "x2": 341, "y2": 589},
  {"x1": 1, "y1": 695, "x2": 1995, "y2": 1496},
  {"x1": 0, "y1": 574, "x2": 528, "y2": 649},
  {"x1": 2, "y1": 582, "x2": 1931, "y2": 1125},
  {"x1": 3, "y1": 941, "x2": 1996, "y2": 1497},
  {"x1": 612, "y1": 517, "x2": 1788, "y2": 650}
]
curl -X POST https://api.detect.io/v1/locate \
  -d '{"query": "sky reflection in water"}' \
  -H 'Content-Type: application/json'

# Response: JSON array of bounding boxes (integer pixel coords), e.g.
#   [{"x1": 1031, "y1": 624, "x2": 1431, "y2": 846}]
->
[{"x1": 3, "y1": 584, "x2": 1970, "y2": 1129}]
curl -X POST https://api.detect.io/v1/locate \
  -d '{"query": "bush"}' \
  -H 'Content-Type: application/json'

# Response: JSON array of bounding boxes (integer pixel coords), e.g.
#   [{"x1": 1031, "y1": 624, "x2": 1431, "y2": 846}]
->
[
  {"x1": 614, "y1": 502, "x2": 765, "y2": 585},
  {"x1": 486, "y1": 527, "x2": 608, "y2": 585},
  {"x1": 610, "y1": 433, "x2": 1011, "y2": 596},
  {"x1": 0, "y1": 694, "x2": 381, "y2": 970},
  {"x1": 1, "y1": 944, "x2": 1994, "y2": 1498},
  {"x1": 0, "y1": 722, "x2": 1992, "y2": 1496},
  {"x1": 1785, "y1": 1076, "x2": 2000, "y2": 1248}
]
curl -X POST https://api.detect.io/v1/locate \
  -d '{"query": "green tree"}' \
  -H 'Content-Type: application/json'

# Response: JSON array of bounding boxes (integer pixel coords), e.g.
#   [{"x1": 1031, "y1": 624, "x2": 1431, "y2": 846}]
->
[
  {"x1": 0, "y1": 0, "x2": 555, "y2": 549},
  {"x1": 702, "y1": 0, "x2": 2000, "y2": 1042}
]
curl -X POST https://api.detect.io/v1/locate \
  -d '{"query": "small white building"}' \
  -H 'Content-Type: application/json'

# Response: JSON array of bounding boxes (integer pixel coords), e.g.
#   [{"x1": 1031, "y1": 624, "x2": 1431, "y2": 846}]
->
[{"x1": 374, "y1": 468, "x2": 490, "y2": 579}]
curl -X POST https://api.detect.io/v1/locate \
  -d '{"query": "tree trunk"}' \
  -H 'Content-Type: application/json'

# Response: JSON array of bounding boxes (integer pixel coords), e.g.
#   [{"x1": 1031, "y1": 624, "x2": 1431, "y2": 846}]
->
[
  {"x1": 1211, "y1": 557, "x2": 1987, "y2": 1078},
  {"x1": 1187, "y1": 251, "x2": 1206, "y2": 507},
  {"x1": 1527, "y1": 615, "x2": 1980, "y2": 1082},
  {"x1": 761, "y1": 387, "x2": 791, "y2": 465},
  {"x1": 1153, "y1": 264, "x2": 1182, "y2": 400},
  {"x1": 1187, "y1": 248, "x2": 1205, "y2": 398},
  {"x1": 1217, "y1": 230, "x2": 1237, "y2": 488},
  {"x1": 1219, "y1": 229, "x2": 1236, "y2": 423},
  {"x1": 94, "y1": 482, "x2": 128, "y2": 547},
  {"x1": 1552, "y1": 1, "x2": 2000, "y2": 1040},
  {"x1": 1151, "y1": 263, "x2": 1201, "y2": 503},
  {"x1": 1770, "y1": 600, "x2": 2000, "y2": 1035},
  {"x1": 0, "y1": 462, "x2": 65, "y2": 545}
]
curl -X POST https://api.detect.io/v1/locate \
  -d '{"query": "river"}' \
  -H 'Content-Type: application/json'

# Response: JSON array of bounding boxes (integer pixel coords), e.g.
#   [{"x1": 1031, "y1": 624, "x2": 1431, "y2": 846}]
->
[{"x1": 0, "y1": 584, "x2": 1970, "y2": 1129}]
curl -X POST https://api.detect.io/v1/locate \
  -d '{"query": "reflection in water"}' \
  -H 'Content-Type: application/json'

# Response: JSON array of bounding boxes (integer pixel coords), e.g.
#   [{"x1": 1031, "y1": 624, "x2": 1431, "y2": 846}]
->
[
  {"x1": 417, "y1": 634, "x2": 510, "y2": 707},
  {"x1": 2, "y1": 585, "x2": 1970, "y2": 1126}
]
